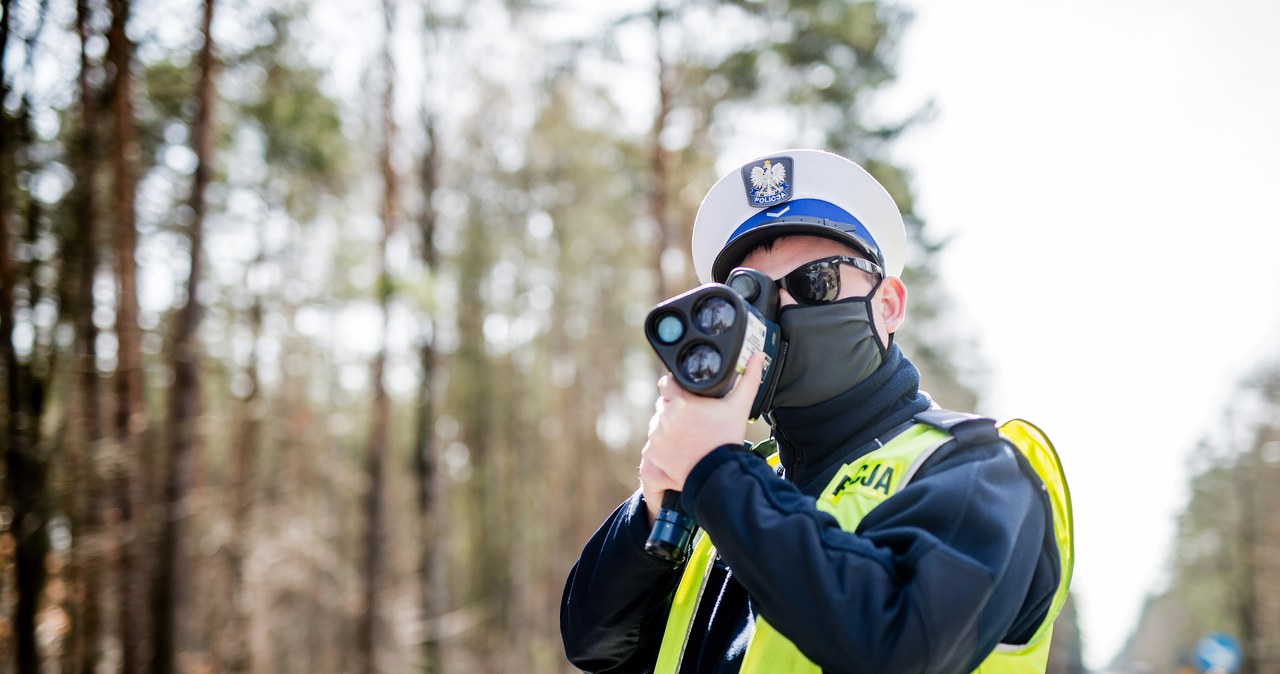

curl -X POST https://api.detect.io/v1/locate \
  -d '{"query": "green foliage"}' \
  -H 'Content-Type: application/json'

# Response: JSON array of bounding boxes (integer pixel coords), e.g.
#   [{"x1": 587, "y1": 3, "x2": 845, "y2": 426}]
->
[
  {"x1": 142, "y1": 58, "x2": 194, "y2": 128},
  {"x1": 236, "y1": 11, "x2": 348, "y2": 218},
  {"x1": 241, "y1": 59, "x2": 346, "y2": 190},
  {"x1": 714, "y1": 0, "x2": 912, "y2": 153}
]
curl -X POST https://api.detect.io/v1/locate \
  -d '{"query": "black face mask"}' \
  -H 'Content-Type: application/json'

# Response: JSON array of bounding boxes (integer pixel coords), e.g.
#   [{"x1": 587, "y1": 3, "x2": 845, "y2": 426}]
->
[{"x1": 770, "y1": 295, "x2": 887, "y2": 409}]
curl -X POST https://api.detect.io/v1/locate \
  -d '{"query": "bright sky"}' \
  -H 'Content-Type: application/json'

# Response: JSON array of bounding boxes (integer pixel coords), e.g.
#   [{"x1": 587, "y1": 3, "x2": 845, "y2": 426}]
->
[{"x1": 876, "y1": 1, "x2": 1280, "y2": 669}]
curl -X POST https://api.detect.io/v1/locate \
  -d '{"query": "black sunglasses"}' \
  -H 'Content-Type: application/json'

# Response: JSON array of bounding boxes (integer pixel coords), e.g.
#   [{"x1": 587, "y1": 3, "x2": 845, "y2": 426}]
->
[{"x1": 777, "y1": 255, "x2": 884, "y2": 305}]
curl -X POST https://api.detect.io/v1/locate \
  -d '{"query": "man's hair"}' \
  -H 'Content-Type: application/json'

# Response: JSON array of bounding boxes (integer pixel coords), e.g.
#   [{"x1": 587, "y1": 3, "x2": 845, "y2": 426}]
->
[{"x1": 746, "y1": 235, "x2": 871, "y2": 263}]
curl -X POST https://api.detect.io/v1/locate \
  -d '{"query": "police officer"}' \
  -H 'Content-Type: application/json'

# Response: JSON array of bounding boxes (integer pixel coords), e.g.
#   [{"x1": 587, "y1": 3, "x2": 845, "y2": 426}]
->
[{"x1": 560, "y1": 149, "x2": 1072, "y2": 673}]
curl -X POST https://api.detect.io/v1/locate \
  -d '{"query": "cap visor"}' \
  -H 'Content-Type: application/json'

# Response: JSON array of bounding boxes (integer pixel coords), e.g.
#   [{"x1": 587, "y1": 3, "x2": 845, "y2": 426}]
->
[{"x1": 711, "y1": 222, "x2": 881, "y2": 283}]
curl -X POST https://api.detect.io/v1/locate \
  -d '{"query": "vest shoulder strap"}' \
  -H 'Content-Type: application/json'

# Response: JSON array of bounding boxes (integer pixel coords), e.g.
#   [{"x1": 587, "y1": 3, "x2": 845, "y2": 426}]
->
[
  {"x1": 913, "y1": 409, "x2": 987, "y2": 430},
  {"x1": 914, "y1": 409, "x2": 1001, "y2": 448}
]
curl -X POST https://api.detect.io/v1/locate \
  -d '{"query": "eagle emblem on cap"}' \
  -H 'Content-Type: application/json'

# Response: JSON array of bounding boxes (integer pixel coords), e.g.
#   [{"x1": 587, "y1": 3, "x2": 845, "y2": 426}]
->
[{"x1": 742, "y1": 156, "x2": 793, "y2": 207}]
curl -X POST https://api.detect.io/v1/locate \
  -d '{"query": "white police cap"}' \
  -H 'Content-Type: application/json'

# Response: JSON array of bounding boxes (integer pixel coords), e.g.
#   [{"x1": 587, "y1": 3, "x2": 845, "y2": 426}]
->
[{"x1": 691, "y1": 149, "x2": 906, "y2": 284}]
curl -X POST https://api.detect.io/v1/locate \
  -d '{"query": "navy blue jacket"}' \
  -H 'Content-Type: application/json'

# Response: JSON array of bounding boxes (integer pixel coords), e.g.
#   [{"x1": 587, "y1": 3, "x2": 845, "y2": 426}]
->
[{"x1": 560, "y1": 346, "x2": 1060, "y2": 673}]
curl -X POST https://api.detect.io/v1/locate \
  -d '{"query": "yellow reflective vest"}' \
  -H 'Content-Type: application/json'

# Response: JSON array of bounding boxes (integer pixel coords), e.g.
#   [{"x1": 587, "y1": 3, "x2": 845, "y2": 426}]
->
[{"x1": 653, "y1": 418, "x2": 1074, "y2": 674}]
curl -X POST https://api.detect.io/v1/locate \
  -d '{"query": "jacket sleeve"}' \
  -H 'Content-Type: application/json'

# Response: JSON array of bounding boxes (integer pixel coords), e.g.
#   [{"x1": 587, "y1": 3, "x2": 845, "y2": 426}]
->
[
  {"x1": 682, "y1": 437, "x2": 1057, "y2": 674},
  {"x1": 560, "y1": 489, "x2": 685, "y2": 673}
]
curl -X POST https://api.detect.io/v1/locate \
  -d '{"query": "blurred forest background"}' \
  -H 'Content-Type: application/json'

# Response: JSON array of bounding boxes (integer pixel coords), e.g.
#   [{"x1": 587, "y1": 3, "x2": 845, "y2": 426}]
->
[{"x1": 0, "y1": 0, "x2": 1277, "y2": 672}]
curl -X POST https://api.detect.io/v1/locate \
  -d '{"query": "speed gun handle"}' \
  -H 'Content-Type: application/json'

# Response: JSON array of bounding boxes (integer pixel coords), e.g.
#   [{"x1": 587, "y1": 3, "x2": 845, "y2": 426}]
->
[
  {"x1": 643, "y1": 439, "x2": 760, "y2": 562},
  {"x1": 643, "y1": 490, "x2": 695, "y2": 562}
]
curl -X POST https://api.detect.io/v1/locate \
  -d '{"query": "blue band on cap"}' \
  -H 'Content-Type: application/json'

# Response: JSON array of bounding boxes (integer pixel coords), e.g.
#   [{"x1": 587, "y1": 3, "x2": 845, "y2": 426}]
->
[{"x1": 727, "y1": 198, "x2": 882, "y2": 259}]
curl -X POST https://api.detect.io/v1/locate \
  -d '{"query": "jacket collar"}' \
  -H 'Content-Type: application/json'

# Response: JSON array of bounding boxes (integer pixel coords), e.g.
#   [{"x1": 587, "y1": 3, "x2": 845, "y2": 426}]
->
[{"x1": 769, "y1": 344, "x2": 932, "y2": 489}]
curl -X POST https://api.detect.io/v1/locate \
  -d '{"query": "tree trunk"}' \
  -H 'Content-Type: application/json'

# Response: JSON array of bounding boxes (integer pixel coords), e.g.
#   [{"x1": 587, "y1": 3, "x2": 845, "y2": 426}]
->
[
  {"x1": 1, "y1": 7, "x2": 53, "y2": 670},
  {"x1": 105, "y1": 0, "x2": 152, "y2": 669},
  {"x1": 414, "y1": 107, "x2": 446, "y2": 673},
  {"x1": 456, "y1": 207, "x2": 502, "y2": 670},
  {"x1": 0, "y1": 336, "x2": 49, "y2": 674},
  {"x1": 153, "y1": 0, "x2": 216, "y2": 671},
  {"x1": 0, "y1": 199, "x2": 50, "y2": 674},
  {"x1": 0, "y1": 0, "x2": 14, "y2": 526},
  {"x1": 222, "y1": 274, "x2": 261, "y2": 674},
  {"x1": 358, "y1": 352, "x2": 390, "y2": 674},
  {"x1": 1255, "y1": 419, "x2": 1280, "y2": 674},
  {"x1": 649, "y1": 3, "x2": 675, "y2": 300},
  {"x1": 358, "y1": 4, "x2": 397, "y2": 670},
  {"x1": 1237, "y1": 435, "x2": 1260, "y2": 674},
  {"x1": 66, "y1": 1, "x2": 105, "y2": 670}
]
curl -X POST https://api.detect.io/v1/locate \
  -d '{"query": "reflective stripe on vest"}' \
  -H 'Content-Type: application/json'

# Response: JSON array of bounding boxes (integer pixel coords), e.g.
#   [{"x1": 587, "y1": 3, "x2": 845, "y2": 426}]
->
[{"x1": 653, "y1": 419, "x2": 1074, "y2": 674}]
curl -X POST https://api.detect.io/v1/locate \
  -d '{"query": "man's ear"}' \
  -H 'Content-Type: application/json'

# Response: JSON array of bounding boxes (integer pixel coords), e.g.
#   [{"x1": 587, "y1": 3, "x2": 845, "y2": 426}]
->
[{"x1": 875, "y1": 277, "x2": 907, "y2": 335}]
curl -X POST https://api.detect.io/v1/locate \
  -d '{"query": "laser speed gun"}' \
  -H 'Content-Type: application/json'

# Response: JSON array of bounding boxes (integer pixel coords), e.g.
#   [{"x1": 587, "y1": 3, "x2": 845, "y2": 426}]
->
[{"x1": 641, "y1": 267, "x2": 788, "y2": 561}]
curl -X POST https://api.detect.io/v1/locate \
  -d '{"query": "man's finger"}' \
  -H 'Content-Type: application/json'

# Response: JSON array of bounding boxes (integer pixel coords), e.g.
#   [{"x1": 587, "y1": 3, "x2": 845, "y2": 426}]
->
[{"x1": 730, "y1": 352, "x2": 767, "y2": 403}]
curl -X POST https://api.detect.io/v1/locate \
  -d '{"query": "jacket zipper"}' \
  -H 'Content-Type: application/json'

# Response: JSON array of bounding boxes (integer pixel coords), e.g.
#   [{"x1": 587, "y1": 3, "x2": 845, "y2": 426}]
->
[{"x1": 774, "y1": 422, "x2": 803, "y2": 484}]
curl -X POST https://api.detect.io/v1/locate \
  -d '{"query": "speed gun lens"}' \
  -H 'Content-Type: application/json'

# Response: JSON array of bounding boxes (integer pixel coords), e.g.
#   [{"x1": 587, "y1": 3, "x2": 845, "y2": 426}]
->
[
  {"x1": 727, "y1": 272, "x2": 761, "y2": 302},
  {"x1": 679, "y1": 344, "x2": 722, "y2": 384},
  {"x1": 694, "y1": 297, "x2": 736, "y2": 335},
  {"x1": 654, "y1": 313, "x2": 685, "y2": 344}
]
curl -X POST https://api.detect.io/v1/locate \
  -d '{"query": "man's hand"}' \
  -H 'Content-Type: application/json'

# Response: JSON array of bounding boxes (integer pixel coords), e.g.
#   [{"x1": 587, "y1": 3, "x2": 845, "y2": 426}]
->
[{"x1": 639, "y1": 353, "x2": 766, "y2": 524}]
